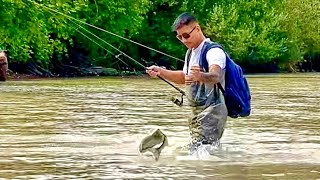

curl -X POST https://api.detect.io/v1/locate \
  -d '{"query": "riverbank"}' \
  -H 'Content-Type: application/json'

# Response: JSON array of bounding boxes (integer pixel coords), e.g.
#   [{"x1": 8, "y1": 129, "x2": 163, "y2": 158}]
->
[
  {"x1": 7, "y1": 73, "x2": 41, "y2": 80},
  {"x1": 6, "y1": 71, "x2": 320, "y2": 81},
  {"x1": 6, "y1": 71, "x2": 148, "y2": 81}
]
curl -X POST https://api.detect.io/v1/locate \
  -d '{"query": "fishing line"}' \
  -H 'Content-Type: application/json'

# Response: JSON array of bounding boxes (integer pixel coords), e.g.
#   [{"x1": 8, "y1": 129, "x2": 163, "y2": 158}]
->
[
  {"x1": 47, "y1": 9, "x2": 137, "y2": 71},
  {"x1": 74, "y1": 28, "x2": 134, "y2": 71},
  {"x1": 30, "y1": 0, "x2": 184, "y2": 62},
  {"x1": 72, "y1": 21, "x2": 186, "y2": 97},
  {"x1": 31, "y1": 0, "x2": 186, "y2": 104},
  {"x1": 74, "y1": 21, "x2": 146, "y2": 69}
]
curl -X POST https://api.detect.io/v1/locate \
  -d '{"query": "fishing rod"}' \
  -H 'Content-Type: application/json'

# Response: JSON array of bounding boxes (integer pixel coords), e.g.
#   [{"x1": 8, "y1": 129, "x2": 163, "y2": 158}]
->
[
  {"x1": 30, "y1": 0, "x2": 183, "y2": 62},
  {"x1": 31, "y1": 1, "x2": 186, "y2": 105},
  {"x1": 73, "y1": 21, "x2": 186, "y2": 98}
]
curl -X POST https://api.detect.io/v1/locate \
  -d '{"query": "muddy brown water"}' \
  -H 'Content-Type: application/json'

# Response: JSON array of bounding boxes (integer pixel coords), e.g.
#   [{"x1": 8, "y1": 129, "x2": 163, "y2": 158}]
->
[{"x1": 0, "y1": 74, "x2": 319, "y2": 179}]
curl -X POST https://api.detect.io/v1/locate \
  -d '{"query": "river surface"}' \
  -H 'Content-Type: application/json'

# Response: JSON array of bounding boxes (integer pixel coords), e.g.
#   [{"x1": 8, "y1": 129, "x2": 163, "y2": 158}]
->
[{"x1": 0, "y1": 74, "x2": 319, "y2": 179}]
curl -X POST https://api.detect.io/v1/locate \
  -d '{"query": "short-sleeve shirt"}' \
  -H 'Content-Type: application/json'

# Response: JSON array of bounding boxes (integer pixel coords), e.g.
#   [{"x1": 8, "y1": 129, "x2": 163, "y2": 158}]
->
[{"x1": 183, "y1": 38, "x2": 226, "y2": 75}]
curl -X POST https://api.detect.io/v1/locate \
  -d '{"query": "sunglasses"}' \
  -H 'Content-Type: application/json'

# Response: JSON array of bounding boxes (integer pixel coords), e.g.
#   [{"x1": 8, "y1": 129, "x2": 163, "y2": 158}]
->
[{"x1": 176, "y1": 26, "x2": 196, "y2": 40}]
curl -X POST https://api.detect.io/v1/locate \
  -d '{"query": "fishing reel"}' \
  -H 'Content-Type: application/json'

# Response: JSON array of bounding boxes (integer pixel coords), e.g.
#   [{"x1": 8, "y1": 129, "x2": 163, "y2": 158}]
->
[{"x1": 171, "y1": 94, "x2": 184, "y2": 107}]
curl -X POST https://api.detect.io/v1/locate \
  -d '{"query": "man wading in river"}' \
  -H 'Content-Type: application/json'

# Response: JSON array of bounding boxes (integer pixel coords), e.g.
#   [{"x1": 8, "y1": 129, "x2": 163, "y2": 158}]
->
[{"x1": 146, "y1": 12, "x2": 228, "y2": 153}]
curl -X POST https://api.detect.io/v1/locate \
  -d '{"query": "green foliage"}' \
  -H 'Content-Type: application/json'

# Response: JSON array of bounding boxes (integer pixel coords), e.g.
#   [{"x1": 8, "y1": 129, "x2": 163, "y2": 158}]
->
[
  {"x1": 102, "y1": 68, "x2": 119, "y2": 76},
  {"x1": 0, "y1": 0, "x2": 319, "y2": 73},
  {"x1": 0, "y1": 0, "x2": 150, "y2": 67},
  {"x1": 74, "y1": 0, "x2": 150, "y2": 65},
  {"x1": 205, "y1": 1, "x2": 288, "y2": 65},
  {"x1": 280, "y1": 0, "x2": 320, "y2": 62},
  {"x1": 0, "y1": 0, "x2": 81, "y2": 64}
]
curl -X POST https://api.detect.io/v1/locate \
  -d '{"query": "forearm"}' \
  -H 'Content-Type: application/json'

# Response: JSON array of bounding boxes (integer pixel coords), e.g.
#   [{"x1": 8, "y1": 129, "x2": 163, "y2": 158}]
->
[
  {"x1": 198, "y1": 72, "x2": 221, "y2": 84},
  {"x1": 159, "y1": 69, "x2": 185, "y2": 84},
  {"x1": 196, "y1": 64, "x2": 222, "y2": 84}
]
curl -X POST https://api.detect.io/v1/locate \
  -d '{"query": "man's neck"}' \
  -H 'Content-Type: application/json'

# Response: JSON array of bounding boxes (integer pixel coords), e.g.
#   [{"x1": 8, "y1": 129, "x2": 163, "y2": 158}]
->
[{"x1": 194, "y1": 36, "x2": 206, "y2": 49}]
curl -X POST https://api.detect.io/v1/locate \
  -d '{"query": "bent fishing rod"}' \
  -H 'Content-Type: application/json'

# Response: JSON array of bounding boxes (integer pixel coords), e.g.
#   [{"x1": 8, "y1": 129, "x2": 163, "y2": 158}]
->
[
  {"x1": 31, "y1": 0, "x2": 186, "y2": 104},
  {"x1": 74, "y1": 21, "x2": 186, "y2": 97},
  {"x1": 77, "y1": 26, "x2": 186, "y2": 106},
  {"x1": 30, "y1": 0, "x2": 183, "y2": 62}
]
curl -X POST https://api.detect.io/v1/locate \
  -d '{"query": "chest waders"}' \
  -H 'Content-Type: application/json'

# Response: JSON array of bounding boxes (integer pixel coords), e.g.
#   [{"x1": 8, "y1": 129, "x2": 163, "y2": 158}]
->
[
  {"x1": 185, "y1": 82, "x2": 228, "y2": 150},
  {"x1": 185, "y1": 46, "x2": 228, "y2": 151}
]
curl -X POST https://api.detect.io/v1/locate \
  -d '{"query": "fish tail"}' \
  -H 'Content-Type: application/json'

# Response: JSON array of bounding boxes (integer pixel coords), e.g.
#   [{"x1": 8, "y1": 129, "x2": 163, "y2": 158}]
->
[{"x1": 150, "y1": 148, "x2": 161, "y2": 161}]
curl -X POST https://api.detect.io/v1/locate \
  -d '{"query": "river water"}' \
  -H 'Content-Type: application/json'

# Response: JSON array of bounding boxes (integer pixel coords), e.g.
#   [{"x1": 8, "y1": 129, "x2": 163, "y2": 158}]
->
[{"x1": 0, "y1": 74, "x2": 319, "y2": 179}]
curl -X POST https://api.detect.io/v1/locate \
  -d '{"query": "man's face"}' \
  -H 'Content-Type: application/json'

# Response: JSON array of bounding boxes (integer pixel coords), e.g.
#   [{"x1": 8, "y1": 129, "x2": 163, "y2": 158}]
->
[{"x1": 176, "y1": 24, "x2": 198, "y2": 49}]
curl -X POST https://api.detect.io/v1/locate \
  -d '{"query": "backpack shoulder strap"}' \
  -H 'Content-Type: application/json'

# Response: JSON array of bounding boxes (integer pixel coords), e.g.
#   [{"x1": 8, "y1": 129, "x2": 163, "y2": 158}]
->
[
  {"x1": 200, "y1": 42, "x2": 224, "y2": 72},
  {"x1": 200, "y1": 42, "x2": 226, "y2": 93}
]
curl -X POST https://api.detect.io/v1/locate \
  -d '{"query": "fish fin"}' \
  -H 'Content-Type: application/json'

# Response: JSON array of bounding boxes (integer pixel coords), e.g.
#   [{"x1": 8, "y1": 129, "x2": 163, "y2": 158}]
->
[
  {"x1": 139, "y1": 143, "x2": 144, "y2": 153},
  {"x1": 149, "y1": 148, "x2": 161, "y2": 161}
]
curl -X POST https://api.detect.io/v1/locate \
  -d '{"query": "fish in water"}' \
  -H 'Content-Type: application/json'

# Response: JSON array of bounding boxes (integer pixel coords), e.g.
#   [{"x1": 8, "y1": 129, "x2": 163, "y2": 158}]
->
[{"x1": 139, "y1": 129, "x2": 168, "y2": 161}]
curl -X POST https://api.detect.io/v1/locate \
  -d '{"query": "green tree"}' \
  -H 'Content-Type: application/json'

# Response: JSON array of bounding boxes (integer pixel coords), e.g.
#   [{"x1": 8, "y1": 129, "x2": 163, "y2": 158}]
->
[
  {"x1": 0, "y1": 0, "x2": 150, "y2": 69},
  {"x1": 1, "y1": 0, "x2": 319, "y2": 74},
  {"x1": 205, "y1": 1, "x2": 287, "y2": 66},
  {"x1": 279, "y1": 0, "x2": 320, "y2": 70}
]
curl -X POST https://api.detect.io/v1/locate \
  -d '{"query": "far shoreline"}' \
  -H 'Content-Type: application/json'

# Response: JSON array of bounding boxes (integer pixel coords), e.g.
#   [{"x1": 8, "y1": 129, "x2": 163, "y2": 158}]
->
[
  {"x1": 4, "y1": 71, "x2": 320, "y2": 81},
  {"x1": 5, "y1": 73, "x2": 150, "y2": 81}
]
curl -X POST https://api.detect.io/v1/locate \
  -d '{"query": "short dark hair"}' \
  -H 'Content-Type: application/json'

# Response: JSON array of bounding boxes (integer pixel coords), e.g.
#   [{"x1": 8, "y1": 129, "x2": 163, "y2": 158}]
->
[{"x1": 171, "y1": 12, "x2": 198, "y2": 32}]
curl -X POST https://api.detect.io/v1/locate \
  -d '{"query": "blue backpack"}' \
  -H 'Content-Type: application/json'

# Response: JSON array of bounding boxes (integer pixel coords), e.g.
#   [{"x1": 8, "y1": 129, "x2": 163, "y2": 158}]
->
[{"x1": 200, "y1": 42, "x2": 251, "y2": 118}]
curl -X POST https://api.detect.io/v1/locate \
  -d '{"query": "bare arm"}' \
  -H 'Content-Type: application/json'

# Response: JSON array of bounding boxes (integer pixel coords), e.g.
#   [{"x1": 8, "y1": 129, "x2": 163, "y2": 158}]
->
[
  {"x1": 159, "y1": 68, "x2": 185, "y2": 84},
  {"x1": 199, "y1": 64, "x2": 222, "y2": 84},
  {"x1": 192, "y1": 47, "x2": 225, "y2": 84},
  {"x1": 146, "y1": 66, "x2": 185, "y2": 84},
  {"x1": 188, "y1": 64, "x2": 222, "y2": 84}
]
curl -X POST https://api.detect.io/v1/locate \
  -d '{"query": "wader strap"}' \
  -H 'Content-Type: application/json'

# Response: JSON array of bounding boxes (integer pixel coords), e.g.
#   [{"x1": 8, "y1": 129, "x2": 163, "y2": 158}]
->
[
  {"x1": 214, "y1": 84, "x2": 217, "y2": 99},
  {"x1": 186, "y1": 49, "x2": 192, "y2": 74},
  {"x1": 217, "y1": 82, "x2": 225, "y2": 94}
]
